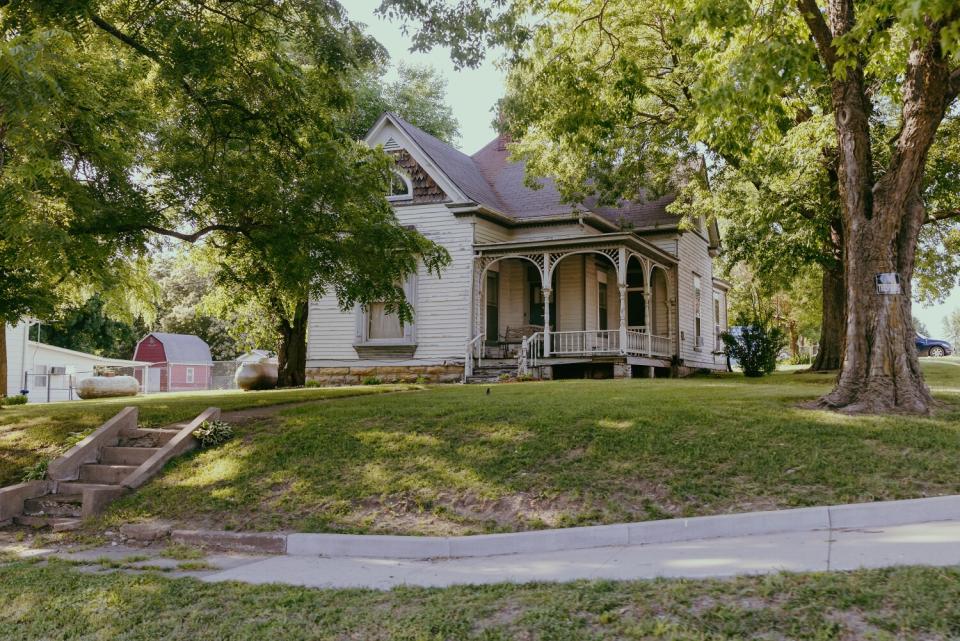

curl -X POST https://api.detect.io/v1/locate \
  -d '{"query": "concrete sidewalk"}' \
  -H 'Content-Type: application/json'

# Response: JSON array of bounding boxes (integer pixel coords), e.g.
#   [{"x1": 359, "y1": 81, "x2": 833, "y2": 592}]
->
[{"x1": 201, "y1": 519, "x2": 960, "y2": 590}]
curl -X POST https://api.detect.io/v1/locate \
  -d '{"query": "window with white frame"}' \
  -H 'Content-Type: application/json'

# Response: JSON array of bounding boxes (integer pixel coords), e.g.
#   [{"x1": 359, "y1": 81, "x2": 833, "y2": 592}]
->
[
  {"x1": 185, "y1": 367, "x2": 195, "y2": 384},
  {"x1": 714, "y1": 291, "x2": 723, "y2": 343},
  {"x1": 693, "y1": 274, "x2": 702, "y2": 348},
  {"x1": 357, "y1": 275, "x2": 417, "y2": 344},
  {"x1": 386, "y1": 170, "x2": 412, "y2": 201}
]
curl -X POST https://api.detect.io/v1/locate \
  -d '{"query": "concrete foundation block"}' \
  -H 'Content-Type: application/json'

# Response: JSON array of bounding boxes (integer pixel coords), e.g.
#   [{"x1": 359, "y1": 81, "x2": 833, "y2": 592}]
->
[{"x1": 613, "y1": 363, "x2": 632, "y2": 379}]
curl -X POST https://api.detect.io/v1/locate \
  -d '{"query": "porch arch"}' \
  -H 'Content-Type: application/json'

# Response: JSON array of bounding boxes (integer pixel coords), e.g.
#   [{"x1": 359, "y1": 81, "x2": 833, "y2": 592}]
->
[
  {"x1": 547, "y1": 250, "x2": 622, "y2": 334},
  {"x1": 649, "y1": 265, "x2": 670, "y2": 335},
  {"x1": 474, "y1": 254, "x2": 546, "y2": 344}
]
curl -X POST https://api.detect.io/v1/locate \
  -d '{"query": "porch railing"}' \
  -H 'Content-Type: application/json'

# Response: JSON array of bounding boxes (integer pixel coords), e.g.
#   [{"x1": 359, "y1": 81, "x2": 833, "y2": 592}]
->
[
  {"x1": 464, "y1": 333, "x2": 484, "y2": 382},
  {"x1": 551, "y1": 329, "x2": 621, "y2": 356},
  {"x1": 519, "y1": 329, "x2": 673, "y2": 370},
  {"x1": 649, "y1": 333, "x2": 673, "y2": 358}
]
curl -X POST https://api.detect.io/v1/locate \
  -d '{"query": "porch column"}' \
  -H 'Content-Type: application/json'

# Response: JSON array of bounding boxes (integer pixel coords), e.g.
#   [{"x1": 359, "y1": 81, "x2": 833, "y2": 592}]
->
[
  {"x1": 643, "y1": 260, "x2": 653, "y2": 356},
  {"x1": 472, "y1": 257, "x2": 483, "y2": 341},
  {"x1": 542, "y1": 252, "x2": 552, "y2": 357},
  {"x1": 617, "y1": 247, "x2": 627, "y2": 355},
  {"x1": 543, "y1": 288, "x2": 552, "y2": 357}
]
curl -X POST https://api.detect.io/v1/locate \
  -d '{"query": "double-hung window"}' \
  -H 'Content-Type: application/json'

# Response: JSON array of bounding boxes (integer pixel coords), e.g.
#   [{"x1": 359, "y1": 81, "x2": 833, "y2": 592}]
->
[{"x1": 693, "y1": 275, "x2": 702, "y2": 348}]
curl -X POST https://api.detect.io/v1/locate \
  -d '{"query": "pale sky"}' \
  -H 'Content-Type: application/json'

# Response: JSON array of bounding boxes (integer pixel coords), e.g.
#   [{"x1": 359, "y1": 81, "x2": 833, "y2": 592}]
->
[
  {"x1": 347, "y1": 0, "x2": 504, "y2": 154},
  {"x1": 346, "y1": 1, "x2": 960, "y2": 337}
]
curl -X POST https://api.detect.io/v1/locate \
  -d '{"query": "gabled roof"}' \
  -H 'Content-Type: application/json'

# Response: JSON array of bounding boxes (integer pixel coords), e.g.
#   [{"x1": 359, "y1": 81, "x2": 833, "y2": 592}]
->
[
  {"x1": 140, "y1": 332, "x2": 213, "y2": 363},
  {"x1": 378, "y1": 113, "x2": 717, "y2": 244}
]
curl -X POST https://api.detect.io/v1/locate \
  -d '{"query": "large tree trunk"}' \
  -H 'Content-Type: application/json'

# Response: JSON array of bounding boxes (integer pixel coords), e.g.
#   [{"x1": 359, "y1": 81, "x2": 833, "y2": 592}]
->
[
  {"x1": 818, "y1": 206, "x2": 933, "y2": 413},
  {"x1": 0, "y1": 327, "x2": 7, "y2": 398},
  {"x1": 797, "y1": 0, "x2": 956, "y2": 414},
  {"x1": 276, "y1": 300, "x2": 308, "y2": 388},
  {"x1": 810, "y1": 260, "x2": 845, "y2": 371}
]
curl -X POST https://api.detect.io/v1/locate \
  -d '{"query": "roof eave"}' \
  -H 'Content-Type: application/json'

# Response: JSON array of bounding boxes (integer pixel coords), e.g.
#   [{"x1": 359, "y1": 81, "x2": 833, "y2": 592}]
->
[{"x1": 449, "y1": 204, "x2": 620, "y2": 232}]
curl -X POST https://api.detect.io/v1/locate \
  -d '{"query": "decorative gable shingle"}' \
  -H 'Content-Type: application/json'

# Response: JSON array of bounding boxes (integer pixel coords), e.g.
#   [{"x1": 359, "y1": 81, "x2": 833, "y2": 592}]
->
[{"x1": 392, "y1": 149, "x2": 448, "y2": 203}]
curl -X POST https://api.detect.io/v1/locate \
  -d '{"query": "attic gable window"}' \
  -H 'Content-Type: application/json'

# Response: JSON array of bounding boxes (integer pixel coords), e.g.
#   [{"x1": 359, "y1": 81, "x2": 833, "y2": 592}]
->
[{"x1": 387, "y1": 170, "x2": 412, "y2": 201}]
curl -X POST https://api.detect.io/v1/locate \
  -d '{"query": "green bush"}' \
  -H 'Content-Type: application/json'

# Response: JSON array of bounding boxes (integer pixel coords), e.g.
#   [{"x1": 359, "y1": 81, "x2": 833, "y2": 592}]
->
[
  {"x1": 721, "y1": 319, "x2": 786, "y2": 377},
  {"x1": 1, "y1": 394, "x2": 28, "y2": 406},
  {"x1": 414, "y1": 375, "x2": 429, "y2": 385},
  {"x1": 21, "y1": 460, "x2": 48, "y2": 482},
  {"x1": 192, "y1": 420, "x2": 234, "y2": 448},
  {"x1": 304, "y1": 380, "x2": 321, "y2": 388},
  {"x1": 362, "y1": 376, "x2": 382, "y2": 385},
  {"x1": 787, "y1": 353, "x2": 813, "y2": 366}
]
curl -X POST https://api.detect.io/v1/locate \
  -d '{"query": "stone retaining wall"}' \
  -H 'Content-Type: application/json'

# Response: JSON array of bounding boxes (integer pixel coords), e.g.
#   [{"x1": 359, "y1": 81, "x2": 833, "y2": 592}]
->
[{"x1": 306, "y1": 364, "x2": 463, "y2": 385}]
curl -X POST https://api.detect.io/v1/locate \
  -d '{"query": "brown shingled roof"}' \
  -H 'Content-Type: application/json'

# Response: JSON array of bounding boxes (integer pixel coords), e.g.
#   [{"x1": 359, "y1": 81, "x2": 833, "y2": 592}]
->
[{"x1": 387, "y1": 113, "x2": 682, "y2": 229}]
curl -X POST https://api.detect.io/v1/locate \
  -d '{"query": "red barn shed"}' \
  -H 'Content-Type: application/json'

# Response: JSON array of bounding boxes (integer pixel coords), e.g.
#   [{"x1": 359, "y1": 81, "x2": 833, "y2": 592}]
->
[{"x1": 133, "y1": 333, "x2": 213, "y2": 392}]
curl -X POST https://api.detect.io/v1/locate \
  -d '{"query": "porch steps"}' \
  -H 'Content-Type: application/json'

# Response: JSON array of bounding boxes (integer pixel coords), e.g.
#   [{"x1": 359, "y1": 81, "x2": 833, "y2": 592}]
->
[{"x1": 465, "y1": 361, "x2": 519, "y2": 384}]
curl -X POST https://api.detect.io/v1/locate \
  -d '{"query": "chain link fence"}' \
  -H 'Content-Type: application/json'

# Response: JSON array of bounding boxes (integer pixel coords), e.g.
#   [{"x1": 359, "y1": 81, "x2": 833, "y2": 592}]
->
[{"x1": 21, "y1": 360, "x2": 254, "y2": 403}]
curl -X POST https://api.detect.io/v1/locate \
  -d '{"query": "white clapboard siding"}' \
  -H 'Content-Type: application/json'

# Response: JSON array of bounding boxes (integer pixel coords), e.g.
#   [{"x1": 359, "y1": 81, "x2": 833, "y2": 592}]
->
[
  {"x1": 512, "y1": 222, "x2": 603, "y2": 242},
  {"x1": 4, "y1": 322, "x2": 27, "y2": 396},
  {"x1": 675, "y1": 231, "x2": 717, "y2": 367},
  {"x1": 554, "y1": 255, "x2": 585, "y2": 331},
  {"x1": 498, "y1": 259, "x2": 527, "y2": 331},
  {"x1": 307, "y1": 202, "x2": 473, "y2": 364},
  {"x1": 642, "y1": 233, "x2": 679, "y2": 257},
  {"x1": 474, "y1": 218, "x2": 511, "y2": 244},
  {"x1": 651, "y1": 269, "x2": 670, "y2": 335}
]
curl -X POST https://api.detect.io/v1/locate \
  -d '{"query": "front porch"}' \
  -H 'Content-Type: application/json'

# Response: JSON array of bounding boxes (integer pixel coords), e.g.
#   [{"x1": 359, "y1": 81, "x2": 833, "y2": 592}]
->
[{"x1": 467, "y1": 234, "x2": 678, "y2": 377}]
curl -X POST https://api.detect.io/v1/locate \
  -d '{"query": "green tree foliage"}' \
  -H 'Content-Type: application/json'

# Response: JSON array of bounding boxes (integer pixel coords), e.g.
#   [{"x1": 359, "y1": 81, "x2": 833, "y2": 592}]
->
[
  {"x1": 33, "y1": 296, "x2": 146, "y2": 360},
  {"x1": 151, "y1": 255, "x2": 242, "y2": 361},
  {"x1": 1, "y1": 1, "x2": 450, "y2": 389},
  {"x1": 345, "y1": 62, "x2": 460, "y2": 142},
  {"x1": 382, "y1": 0, "x2": 960, "y2": 412},
  {"x1": 943, "y1": 310, "x2": 960, "y2": 346}
]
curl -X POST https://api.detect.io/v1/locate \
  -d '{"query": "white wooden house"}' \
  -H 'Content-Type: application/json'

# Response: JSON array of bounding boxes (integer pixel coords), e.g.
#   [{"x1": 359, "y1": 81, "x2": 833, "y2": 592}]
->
[{"x1": 306, "y1": 113, "x2": 729, "y2": 384}]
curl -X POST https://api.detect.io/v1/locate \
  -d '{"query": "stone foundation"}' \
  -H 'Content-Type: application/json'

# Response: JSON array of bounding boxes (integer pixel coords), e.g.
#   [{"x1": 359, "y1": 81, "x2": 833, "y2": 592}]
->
[{"x1": 306, "y1": 364, "x2": 464, "y2": 385}]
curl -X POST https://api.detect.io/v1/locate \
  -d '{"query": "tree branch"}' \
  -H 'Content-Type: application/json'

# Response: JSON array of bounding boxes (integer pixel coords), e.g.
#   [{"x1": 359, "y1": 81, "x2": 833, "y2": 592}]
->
[
  {"x1": 795, "y1": 0, "x2": 837, "y2": 70},
  {"x1": 925, "y1": 209, "x2": 960, "y2": 224},
  {"x1": 96, "y1": 223, "x2": 254, "y2": 243},
  {"x1": 950, "y1": 67, "x2": 960, "y2": 101}
]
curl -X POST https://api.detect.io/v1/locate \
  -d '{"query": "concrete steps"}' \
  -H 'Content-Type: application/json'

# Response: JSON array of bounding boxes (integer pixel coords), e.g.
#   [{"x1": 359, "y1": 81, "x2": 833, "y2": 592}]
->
[
  {"x1": 55, "y1": 482, "x2": 122, "y2": 495},
  {"x1": 465, "y1": 365, "x2": 519, "y2": 384},
  {"x1": 14, "y1": 514, "x2": 82, "y2": 532},
  {"x1": 100, "y1": 446, "x2": 159, "y2": 465},
  {"x1": 2, "y1": 407, "x2": 218, "y2": 532},
  {"x1": 79, "y1": 464, "x2": 139, "y2": 484},
  {"x1": 117, "y1": 428, "x2": 181, "y2": 448},
  {"x1": 23, "y1": 494, "x2": 82, "y2": 518}
]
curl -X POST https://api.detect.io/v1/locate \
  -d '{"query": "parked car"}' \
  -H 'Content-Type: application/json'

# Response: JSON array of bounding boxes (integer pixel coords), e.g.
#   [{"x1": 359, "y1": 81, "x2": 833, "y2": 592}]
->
[{"x1": 916, "y1": 334, "x2": 953, "y2": 357}]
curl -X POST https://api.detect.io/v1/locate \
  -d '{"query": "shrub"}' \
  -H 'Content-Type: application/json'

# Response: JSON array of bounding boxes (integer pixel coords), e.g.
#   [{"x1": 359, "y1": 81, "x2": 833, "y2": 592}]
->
[
  {"x1": 362, "y1": 376, "x2": 382, "y2": 385},
  {"x1": 721, "y1": 319, "x2": 786, "y2": 377},
  {"x1": 498, "y1": 373, "x2": 513, "y2": 382},
  {"x1": 1, "y1": 394, "x2": 27, "y2": 406},
  {"x1": 414, "y1": 375, "x2": 429, "y2": 385},
  {"x1": 192, "y1": 420, "x2": 234, "y2": 448},
  {"x1": 21, "y1": 460, "x2": 48, "y2": 482},
  {"x1": 304, "y1": 380, "x2": 321, "y2": 388},
  {"x1": 787, "y1": 353, "x2": 813, "y2": 366}
]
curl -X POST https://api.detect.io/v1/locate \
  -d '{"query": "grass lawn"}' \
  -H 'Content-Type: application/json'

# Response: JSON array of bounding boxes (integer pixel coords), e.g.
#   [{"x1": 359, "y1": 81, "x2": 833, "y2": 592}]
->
[
  {"x1": 0, "y1": 385, "x2": 414, "y2": 486},
  {"x1": 97, "y1": 361, "x2": 960, "y2": 535},
  {"x1": 1, "y1": 559, "x2": 959, "y2": 640}
]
